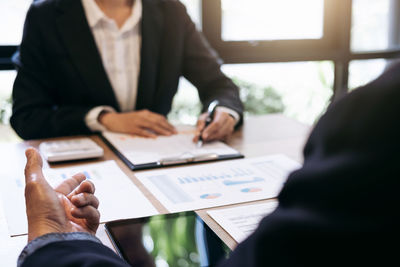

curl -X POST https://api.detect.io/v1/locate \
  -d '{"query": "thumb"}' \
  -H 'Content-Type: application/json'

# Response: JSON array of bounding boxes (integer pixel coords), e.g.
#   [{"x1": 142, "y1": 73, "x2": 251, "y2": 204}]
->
[{"x1": 25, "y1": 148, "x2": 45, "y2": 185}]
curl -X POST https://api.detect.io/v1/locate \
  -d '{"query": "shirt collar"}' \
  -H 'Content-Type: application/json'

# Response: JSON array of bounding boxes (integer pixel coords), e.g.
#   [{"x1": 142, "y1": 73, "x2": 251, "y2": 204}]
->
[
  {"x1": 120, "y1": 0, "x2": 142, "y2": 33},
  {"x1": 82, "y1": 0, "x2": 142, "y2": 32}
]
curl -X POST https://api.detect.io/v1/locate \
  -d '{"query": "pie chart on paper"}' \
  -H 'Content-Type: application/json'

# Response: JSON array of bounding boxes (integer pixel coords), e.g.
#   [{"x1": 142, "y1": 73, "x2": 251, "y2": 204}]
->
[
  {"x1": 200, "y1": 193, "x2": 222, "y2": 199},
  {"x1": 241, "y1": 188, "x2": 263, "y2": 193}
]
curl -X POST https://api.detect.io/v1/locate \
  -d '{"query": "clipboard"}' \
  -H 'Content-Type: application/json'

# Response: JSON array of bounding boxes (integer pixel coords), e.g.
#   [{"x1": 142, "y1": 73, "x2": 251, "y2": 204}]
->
[{"x1": 100, "y1": 131, "x2": 244, "y2": 171}]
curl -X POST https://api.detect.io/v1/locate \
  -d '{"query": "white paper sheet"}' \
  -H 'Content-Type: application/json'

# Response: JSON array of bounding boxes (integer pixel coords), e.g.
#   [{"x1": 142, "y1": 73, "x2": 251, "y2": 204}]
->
[
  {"x1": 102, "y1": 126, "x2": 240, "y2": 165},
  {"x1": 135, "y1": 154, "x2": 299, "y2": 212},
  {"x1": 0, "y1": 197, "x2": 27, "y2": 266},
  {"x1": 0, "y1": 160, "x2": 158, "y2": 236},
  {"x1": 208, "y1": 201, "x2": 278, "y2": 243}
]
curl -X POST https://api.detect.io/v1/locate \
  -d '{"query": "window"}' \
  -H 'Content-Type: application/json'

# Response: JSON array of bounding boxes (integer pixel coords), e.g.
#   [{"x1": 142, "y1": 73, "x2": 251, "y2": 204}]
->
[
  {"x1": 222, "y1": 0, "x2": 324, "y2": 41},
  {"x1": 349, "y1": 59, "x2": 388, "y2": 90},
  {"x1": 179, "y1": 0, "x2": 202, "y2": 29},
  {"x1": 0, "y1": 0, "x2": 31, "y2": 46},
  {"x1": 351, "y1": 0, "x2": 397, "y2": 52},
  {"x1": 2, "y1": 0, "x2": 400, "y2": 129},
  {"x1": 0, "y1": 71, "x2": 19, "y2": 142},
  {"x1": 348, "y1": 0, "x2": 400, "y2": 89},
  {"x1": 173, "y1": 0, "x2": 400, "y2": 125},
  {"x1": 0, "y1": 0, "x2": 31, "y2": 72},
  {"x1": 222, "y1": 62, "x2": 333, "y2": 124}
]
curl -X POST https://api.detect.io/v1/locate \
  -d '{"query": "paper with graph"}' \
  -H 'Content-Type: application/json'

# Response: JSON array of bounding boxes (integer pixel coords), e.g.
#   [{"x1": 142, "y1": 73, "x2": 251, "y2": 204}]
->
[
  {"x1": 135, "y1": 155, "x2": 300, "y2": 212},
  {"x1": 0, "y1": 160, "x2": 158, "y2": 236},
  {"x1": 208, "y1": 201, "x2": 278, "y2": 243}
]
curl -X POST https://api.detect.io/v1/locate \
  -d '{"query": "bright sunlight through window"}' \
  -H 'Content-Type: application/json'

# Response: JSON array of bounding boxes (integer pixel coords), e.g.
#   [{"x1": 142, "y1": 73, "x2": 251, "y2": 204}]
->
[{"x1": 222, "y1": 0, "x2": 325, "y2": 41}]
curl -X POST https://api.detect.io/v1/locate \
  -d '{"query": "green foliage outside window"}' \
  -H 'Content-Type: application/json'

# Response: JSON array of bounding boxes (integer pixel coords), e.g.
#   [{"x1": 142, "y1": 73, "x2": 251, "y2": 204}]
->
[
  {"x1": 233, "y1": 78, "x2": 284, "y2": 116},
  {"x1": 0, "y1": 97, "x2": 11, "y2": 124},
  {"x1": 168, "y1": 78, "x2": 285, "y2": 124}
]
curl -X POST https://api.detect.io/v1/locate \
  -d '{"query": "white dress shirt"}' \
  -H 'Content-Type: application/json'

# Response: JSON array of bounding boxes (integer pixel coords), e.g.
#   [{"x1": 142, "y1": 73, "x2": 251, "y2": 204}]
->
[
  {"x1": 82, "y1": 0, "x2": 239, "y2": 132},
  {"x1": 82, "y1": 0, "x2": 142, "y2": 131}
]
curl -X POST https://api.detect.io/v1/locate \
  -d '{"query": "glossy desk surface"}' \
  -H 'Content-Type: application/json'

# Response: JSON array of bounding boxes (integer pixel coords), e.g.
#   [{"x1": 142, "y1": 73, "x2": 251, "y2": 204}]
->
[{"x1": 0, "y1": 114, "x2": 310, "y2": 264}]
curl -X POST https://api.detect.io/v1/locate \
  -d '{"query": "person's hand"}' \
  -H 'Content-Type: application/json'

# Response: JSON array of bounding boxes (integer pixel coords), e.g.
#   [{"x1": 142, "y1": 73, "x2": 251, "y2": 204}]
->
[
  {"x1": 193, "y1": 109, "x2": 236, "y2": 143},
  {"x1": 99, "y1": 110, "x2": 177, "y2": 138},
  {"x1": 24, "y1": 148, "x2": 100, "y2": 242}
]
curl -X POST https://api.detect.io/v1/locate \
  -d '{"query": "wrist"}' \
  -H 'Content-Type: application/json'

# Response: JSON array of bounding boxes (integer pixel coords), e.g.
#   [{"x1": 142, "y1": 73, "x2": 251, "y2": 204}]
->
[
  {"x1": 98, "y1": 111, "x2": 114, "y2": 127},
  {"x1": 28, "y1": 223, "x2": 70, "y2": 242}
]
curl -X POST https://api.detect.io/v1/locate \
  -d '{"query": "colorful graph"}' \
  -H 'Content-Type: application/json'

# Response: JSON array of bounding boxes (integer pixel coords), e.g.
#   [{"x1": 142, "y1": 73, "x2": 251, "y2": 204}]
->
[
  {"x1": 241, "y1": 188, "x2": 262, "y2": 193},
  {"x1": 223, "y1": 177, "x2": 265, "y2": 186},
  {"x1": 177, "y1": 167, "x2": 255, "y2": 185},
  {"x1": 58, "y1": 169, "x2": 96, "y2": 181},
  {"x1": 200, "y1": 193, "x2": 222, "y2": 199},
  {"x1": 148, "y1": 175, "x2": 193, "y2": 204}
]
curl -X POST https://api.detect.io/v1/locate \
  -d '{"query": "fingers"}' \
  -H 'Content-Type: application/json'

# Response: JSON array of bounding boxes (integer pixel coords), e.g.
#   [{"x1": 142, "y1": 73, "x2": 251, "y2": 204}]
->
[
  {"x1": 142, "y1": 123, "x2": 173, "y2": 137},
  {"x1": 69, "y1": 180, "x2": 98, "y2": 211},
  {"x1": 138, "y1": 110, "x2": 177, "y2": 136},
  {"x1": 99, "y1": 110, "x2": 177, "y2": 137},
  {"x1": 55, "y1": 173, "x2": 86, "y2": 196},
  {"x1": 71, "y1": 192, "x2": 99, "y2": 209},
  {"x1": 66, "y1": 178, "x2": 95, "y2": 200},
  {"x1": 24, "y1": 148, "x2": 45, "y2": 184},
  {"x1": 201, "y1": 112, "x2": 235, "y2": 142},
  {"x1": 74, "y1": 180, "x2": 95, "y2": 195},
  {"x1": 69, "y1": 180, "x2": 100, "y2": 232},
  {"x1": 24, "y1": 148, "x2": 54, "y2": 198},
  {"x1": 24, "y1": 148, "x2": 70, "y2": 241},
  {"x1": 71, "y1": 205, "x2": 100, "y2": 232},
  {"x1": 71, "y1": 206, "x2": 100, "y2": 221},
  {"x1": 147, "y1": 112, "x2": 177, "y2": 134},
  {"x1": 135, "y1": 128, "x2": 157, "y2": 138},
  {"x1": 193, "y1": 113, "x2": 207, "y2": 143}
]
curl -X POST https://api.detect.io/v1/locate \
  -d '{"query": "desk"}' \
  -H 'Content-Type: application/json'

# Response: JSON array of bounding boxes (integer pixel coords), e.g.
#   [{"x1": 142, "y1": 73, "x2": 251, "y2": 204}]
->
[{"x1": 0, "y1": 114, "x2": 310, "y2": 264}]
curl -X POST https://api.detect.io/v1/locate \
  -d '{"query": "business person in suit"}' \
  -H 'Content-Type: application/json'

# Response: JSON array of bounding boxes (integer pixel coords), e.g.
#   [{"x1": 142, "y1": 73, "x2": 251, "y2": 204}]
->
[
  {"x1": 18, "y1": 62, "x2": 400, "y2": 266},
  {"x1": 11, "y1": 0, "x2": 243, "y2": 140}
]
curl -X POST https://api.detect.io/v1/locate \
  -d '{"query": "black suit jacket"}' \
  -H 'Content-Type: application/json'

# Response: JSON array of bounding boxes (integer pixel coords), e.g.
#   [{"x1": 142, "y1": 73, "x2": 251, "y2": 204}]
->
[
  {"x1": 20, "y1": 64, "x2": 400, "y2": 266},
  {"x1": 218, "y1": 63, "x2": 400, "y2": 267},
  {"x1": 11, "y1": 0, "x2": 243, "y2": 140}
]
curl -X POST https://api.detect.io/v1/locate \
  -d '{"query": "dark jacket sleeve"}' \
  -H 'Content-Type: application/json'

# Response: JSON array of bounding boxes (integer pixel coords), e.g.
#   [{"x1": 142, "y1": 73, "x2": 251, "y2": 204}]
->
[
  {"x1": 217, "y1": 63, "x2": 400, "y2": 267},
  {"x1": 178, "y1": 3, "x2": 243, "y2": 119},
  {"x1": 21, "y1": 240, "x2": 129, "y2": 267},
  {"x1": 10, "y1": 3, "x2": 92, "y2": 140}
]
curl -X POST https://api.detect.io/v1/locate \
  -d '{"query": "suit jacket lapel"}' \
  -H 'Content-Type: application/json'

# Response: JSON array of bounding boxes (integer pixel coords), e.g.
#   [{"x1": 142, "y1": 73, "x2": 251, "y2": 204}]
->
[
  {"x1": 136, "y1": 0, "x2": 164, "y2": 110},
  {"x1": 55, "y1": 0, "x2": 119, "y2": 110}
]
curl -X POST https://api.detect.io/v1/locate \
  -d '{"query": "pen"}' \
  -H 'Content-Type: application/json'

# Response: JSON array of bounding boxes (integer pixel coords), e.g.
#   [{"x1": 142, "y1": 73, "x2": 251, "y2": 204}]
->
[{"x1": 197, "y1": 100, "x2": 219, "y2": 148}]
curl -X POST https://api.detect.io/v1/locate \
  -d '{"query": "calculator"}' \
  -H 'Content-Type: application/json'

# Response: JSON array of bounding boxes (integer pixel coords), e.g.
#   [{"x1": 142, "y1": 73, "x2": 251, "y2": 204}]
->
[{"x1": 39, "y1": 138, "x2": 104, "y2": 162}]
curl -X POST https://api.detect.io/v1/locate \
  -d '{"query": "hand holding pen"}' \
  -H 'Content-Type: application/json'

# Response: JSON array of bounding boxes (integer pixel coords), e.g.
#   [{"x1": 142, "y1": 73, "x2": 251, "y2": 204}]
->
[{"x1": 194, "y1": 100, "x2": 236, "y2": 147}]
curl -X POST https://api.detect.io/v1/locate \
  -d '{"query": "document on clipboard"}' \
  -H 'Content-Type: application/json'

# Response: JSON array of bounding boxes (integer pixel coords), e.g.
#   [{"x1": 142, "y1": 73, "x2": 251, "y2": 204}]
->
[{"x1": 101, "y1": 126, "x2": 244, "y2": 170}]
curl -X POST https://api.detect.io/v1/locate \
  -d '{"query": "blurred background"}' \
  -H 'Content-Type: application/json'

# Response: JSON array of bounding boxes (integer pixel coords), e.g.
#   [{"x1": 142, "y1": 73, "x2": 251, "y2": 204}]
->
[
  {"x1": 1, "y1": 2, "x2": 399, "y2": 266},
  {"x1": 1, "y1": 0, "x2": 400, "y2": 142}
]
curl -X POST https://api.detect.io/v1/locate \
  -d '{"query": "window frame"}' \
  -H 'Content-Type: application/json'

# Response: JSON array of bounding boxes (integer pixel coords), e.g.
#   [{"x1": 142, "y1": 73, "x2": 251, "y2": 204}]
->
[
  {"x1": 202, "y1": 0, "x2": 400, "y2": 97},
  {"x1": 203, "y1": 0, "x2": 340, "y2": 63},
  {"x1": 1, "y1": 0, "x2": 400, "y2": 96},
  {"x1": 0, "y1": 46, "x2": 16, "y2": 70}
]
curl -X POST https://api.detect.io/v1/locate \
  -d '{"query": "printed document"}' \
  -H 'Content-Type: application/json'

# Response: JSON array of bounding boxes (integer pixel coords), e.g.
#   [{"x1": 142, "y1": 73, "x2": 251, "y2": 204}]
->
[
  {"x1": 102, "y1": 126, "x2": 240, "y2": 166},
  {"x1": 0, "y1": 197, "x2": 27, "y2": 265},
  {"x1": 135, "y1": 154, "x2": 300, "y2": 212},
  {"x1": 0, "y1": 160, "x2": 158, "y2": 236},
  {"x1": 208, "y1": 201, "x2": 278, "y2": 243}
]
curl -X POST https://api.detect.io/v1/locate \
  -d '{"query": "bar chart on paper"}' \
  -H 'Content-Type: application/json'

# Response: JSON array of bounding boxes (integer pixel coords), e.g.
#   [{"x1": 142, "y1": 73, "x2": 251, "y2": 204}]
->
[{"x1": 136, "y1": 154, "x2": 300, "y2": 212}]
